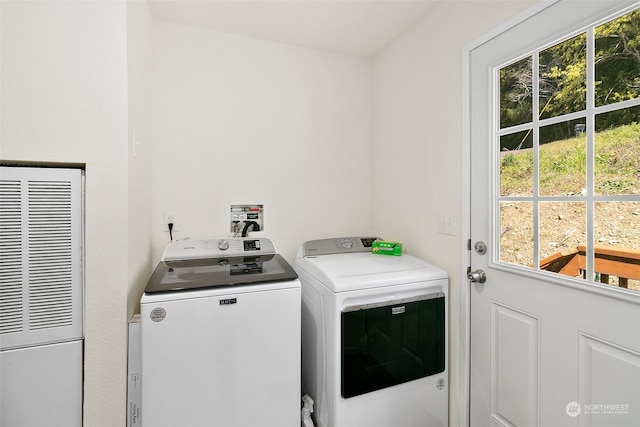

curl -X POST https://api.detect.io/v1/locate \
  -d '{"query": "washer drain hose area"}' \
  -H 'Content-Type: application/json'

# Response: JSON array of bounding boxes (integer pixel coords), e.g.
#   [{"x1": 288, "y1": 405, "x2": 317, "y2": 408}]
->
[{"x1": 241, "y1": 221, "x2": 260, "y2": 237}]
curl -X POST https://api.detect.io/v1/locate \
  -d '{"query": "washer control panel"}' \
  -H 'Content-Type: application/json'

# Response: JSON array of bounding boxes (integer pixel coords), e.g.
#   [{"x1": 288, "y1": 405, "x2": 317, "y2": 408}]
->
[
  {"x1": 301, "y1": 237, "x2": 380, "y2": 257},
  {"x1": 162, "y1": 238, "x2": 275, "y2": 261}
]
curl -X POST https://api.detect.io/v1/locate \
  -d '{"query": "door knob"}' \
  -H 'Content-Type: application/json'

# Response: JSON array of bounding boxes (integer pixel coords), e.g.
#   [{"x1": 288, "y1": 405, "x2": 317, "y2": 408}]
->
[{"x1": 468, "y1": 269, "x2": 487, "y2": 283}]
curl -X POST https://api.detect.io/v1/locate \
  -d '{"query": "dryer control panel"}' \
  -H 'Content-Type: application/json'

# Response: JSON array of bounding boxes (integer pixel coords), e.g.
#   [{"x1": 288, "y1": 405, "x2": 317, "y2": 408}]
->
[{"x1": 300, "y1": 237, "x2": 381, "y2": 257}]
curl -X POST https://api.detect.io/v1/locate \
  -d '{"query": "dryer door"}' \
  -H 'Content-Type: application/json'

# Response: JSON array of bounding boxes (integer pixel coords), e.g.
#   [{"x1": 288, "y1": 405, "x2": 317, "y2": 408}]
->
[{"x1": 341, "y1": 292, "x2": 445, "y2": 398}]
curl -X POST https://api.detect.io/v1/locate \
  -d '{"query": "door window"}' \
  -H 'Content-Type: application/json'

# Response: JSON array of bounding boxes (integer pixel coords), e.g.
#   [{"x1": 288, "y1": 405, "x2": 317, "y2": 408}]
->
[{"x1": 498, "y1": 7, "x2": 640, "y2": 292}]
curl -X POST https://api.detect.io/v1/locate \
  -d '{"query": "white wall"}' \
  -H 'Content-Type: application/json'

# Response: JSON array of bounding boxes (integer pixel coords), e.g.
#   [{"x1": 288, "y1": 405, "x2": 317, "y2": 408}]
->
[
  {"x1": 1, "y1": 1, "x2": 130, "y2": 425},
  {"x1": 126, "y1": 0, "x2": 153, "y2": 318},
  {"x1": 372, "y1": 1, "x2": 535, "y2": 425},
  {"x1": 151, "y1": 19, "x2": 374, "y2": 263}
]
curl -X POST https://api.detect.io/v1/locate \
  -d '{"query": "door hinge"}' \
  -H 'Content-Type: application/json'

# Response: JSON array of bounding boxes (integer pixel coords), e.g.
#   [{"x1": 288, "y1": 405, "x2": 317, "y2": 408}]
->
[
  {"x1": 467, "y1": 239, "x2": 471, "y2": 251},
  {"x1": 467, "y1": 266, "x2": 471, "y2": 275}
]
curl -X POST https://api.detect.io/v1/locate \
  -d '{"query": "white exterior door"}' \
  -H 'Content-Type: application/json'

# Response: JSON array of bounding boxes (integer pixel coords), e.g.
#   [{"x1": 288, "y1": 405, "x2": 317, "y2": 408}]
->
[{"x1": 468, "y1": 1, "x2": 640, "y2": 426}]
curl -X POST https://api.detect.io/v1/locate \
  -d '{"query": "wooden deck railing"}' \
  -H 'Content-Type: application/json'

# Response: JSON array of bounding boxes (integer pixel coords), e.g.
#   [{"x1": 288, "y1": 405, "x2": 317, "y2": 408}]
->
[{"x1": 540, "y1": 244, "x2": 640, "y2": 288}]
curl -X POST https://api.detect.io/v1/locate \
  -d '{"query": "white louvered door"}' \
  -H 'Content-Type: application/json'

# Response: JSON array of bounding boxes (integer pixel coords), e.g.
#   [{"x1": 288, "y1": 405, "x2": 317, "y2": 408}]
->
[
  {"x1": 0, "y1": 166, "x2": 83, "y2": 348},
  {"x1": 0, "y1": 166, "x2": 83, "y2": 426}
]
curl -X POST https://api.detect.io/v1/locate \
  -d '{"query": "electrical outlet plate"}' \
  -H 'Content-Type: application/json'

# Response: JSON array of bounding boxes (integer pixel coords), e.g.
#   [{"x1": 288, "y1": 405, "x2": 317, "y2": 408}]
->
[
  {"x1": 164, "y1": 211, "x2": 177, "y2": 231},
  {"x1": 230, "y1": 204, "x2": 263, "y2": 235}
]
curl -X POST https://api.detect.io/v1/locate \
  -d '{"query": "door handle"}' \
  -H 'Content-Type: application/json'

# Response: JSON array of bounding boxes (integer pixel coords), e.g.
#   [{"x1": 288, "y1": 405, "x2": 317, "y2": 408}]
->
[{"x1": 468, "y1": 269, "x2": 487, "y2": 283}]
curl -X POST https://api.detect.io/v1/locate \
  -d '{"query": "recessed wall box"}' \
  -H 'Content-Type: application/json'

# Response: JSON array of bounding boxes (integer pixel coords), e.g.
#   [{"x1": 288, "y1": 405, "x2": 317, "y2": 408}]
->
[{"x1": 230, "y1": 204, "x2": 264, "y2": 236}]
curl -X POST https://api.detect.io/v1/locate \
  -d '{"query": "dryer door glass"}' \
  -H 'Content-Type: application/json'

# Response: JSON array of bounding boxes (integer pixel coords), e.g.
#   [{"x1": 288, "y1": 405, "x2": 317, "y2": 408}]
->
[{"x1": 341, "y1": 293, "x2": 445, "y2": 398}]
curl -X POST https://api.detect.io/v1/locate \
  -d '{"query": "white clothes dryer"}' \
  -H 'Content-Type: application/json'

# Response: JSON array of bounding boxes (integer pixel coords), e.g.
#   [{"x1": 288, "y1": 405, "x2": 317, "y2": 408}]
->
[
  {"x1": 140, "y1": 238, "x2": 300, "y2": 427},
  {"x1": 294, "y1": 237, "x2": 448, "y2": 427}
]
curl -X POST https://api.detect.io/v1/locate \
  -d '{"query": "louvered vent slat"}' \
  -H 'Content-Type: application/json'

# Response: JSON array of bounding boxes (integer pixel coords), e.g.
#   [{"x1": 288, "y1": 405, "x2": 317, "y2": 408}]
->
[
  {"x1": 0, "y1": 179, "x2": 24, "y2": 334},
  {"x1": 28, "y1": 180, "x2": 74, "y2": 331}
]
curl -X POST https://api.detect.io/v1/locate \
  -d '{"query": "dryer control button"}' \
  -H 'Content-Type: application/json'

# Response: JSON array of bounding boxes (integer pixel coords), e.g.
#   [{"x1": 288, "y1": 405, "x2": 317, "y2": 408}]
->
[
  {"x1": 341, "y1": 238, "x2": 353, "y2": 249},
  {"x1": 218, "y1": 239, "x2": 230, "y2": 250}
]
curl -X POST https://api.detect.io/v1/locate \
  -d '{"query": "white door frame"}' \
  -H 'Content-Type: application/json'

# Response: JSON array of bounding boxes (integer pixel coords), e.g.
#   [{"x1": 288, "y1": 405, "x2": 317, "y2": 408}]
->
[{"x1": 459, "y1": 2, "x2": 561, "y2": 426}]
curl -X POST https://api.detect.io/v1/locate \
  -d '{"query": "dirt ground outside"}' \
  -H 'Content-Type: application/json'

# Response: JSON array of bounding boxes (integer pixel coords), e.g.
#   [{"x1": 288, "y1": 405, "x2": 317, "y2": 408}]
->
[{"x1": 499, "y1": 200, "x2": 640, "y2": 291}]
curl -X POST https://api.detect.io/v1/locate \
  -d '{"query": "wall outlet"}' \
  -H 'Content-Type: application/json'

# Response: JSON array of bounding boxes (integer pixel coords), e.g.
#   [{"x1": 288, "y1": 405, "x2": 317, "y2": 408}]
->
[{"x1": 164, "y1": 212, "x2": 177, "y2": 231}]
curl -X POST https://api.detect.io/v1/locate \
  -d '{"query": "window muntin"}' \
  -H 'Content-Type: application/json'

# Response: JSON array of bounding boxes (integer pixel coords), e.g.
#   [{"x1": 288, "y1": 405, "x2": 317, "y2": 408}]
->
[{"x1": 497, "y1": 6, "x2": 640, "y2": 292}]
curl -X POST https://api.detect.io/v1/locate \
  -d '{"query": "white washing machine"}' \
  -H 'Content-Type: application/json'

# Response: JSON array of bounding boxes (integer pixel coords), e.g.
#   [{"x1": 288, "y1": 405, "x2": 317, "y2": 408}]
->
[
  {"x1": 140, "y1": 238, "x2": 300, "y2": 427},
  {"x1": 294, "y1": 237, "x2": 448, "y2": 427}
]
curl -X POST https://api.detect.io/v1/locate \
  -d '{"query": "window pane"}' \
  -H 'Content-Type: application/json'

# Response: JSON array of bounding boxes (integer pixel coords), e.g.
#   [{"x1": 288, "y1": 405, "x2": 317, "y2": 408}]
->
[
  {"x1": 594, "y1": 202, "x2": 640, "y2": 291},
  {"x1": 500, "y1": 57, "x2": 533, "y2": 129},
  {"x1": 594, "y1": 105, "x2": 640, "y2": 196},
  {"x1": 595, "y1": 9, "x2": 640, "y2": 107},
  {"x1": 500, "y1": 131, "x2": 533, "y2": 196},
  {"x1": 500, "y1": 201, "x2": 533, "y2": 267},
  {"x1": 539, "y1": 119, "x2": 587, "y2": 196},
  {"x1": 539, "y1": 202, "x2": 586, "y2": 279},
  {"x1": 539, "y1": 33, "x2": 587, "y2": 119}
]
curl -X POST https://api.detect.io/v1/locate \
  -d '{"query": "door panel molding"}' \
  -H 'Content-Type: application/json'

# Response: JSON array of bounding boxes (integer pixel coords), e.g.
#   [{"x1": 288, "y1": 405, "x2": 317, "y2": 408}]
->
[
  {"x1": 491, "y1": 303, "x2": 540, "y2": 427},
  {"x1": 578, "y1": 333, "x2": 640, "y2": 426}
]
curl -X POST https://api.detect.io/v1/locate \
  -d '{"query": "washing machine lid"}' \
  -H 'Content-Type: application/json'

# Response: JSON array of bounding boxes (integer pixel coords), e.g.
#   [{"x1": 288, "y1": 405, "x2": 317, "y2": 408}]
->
[
  {"x1": 294, "y1": 239, "x2": 447, "y2": 293},
  {"x1": 145, "y1": 238, "x2": 298, "y2": 293}
]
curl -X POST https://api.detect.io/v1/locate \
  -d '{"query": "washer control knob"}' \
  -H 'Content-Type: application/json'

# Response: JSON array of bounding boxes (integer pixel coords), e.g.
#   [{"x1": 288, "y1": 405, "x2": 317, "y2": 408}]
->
[
  {"x1": 218, "y1": 239, "x2": 230, "y2": 251},
  {"x1": 341, "y1": 238, "x2": 353, "y2": 249}
]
